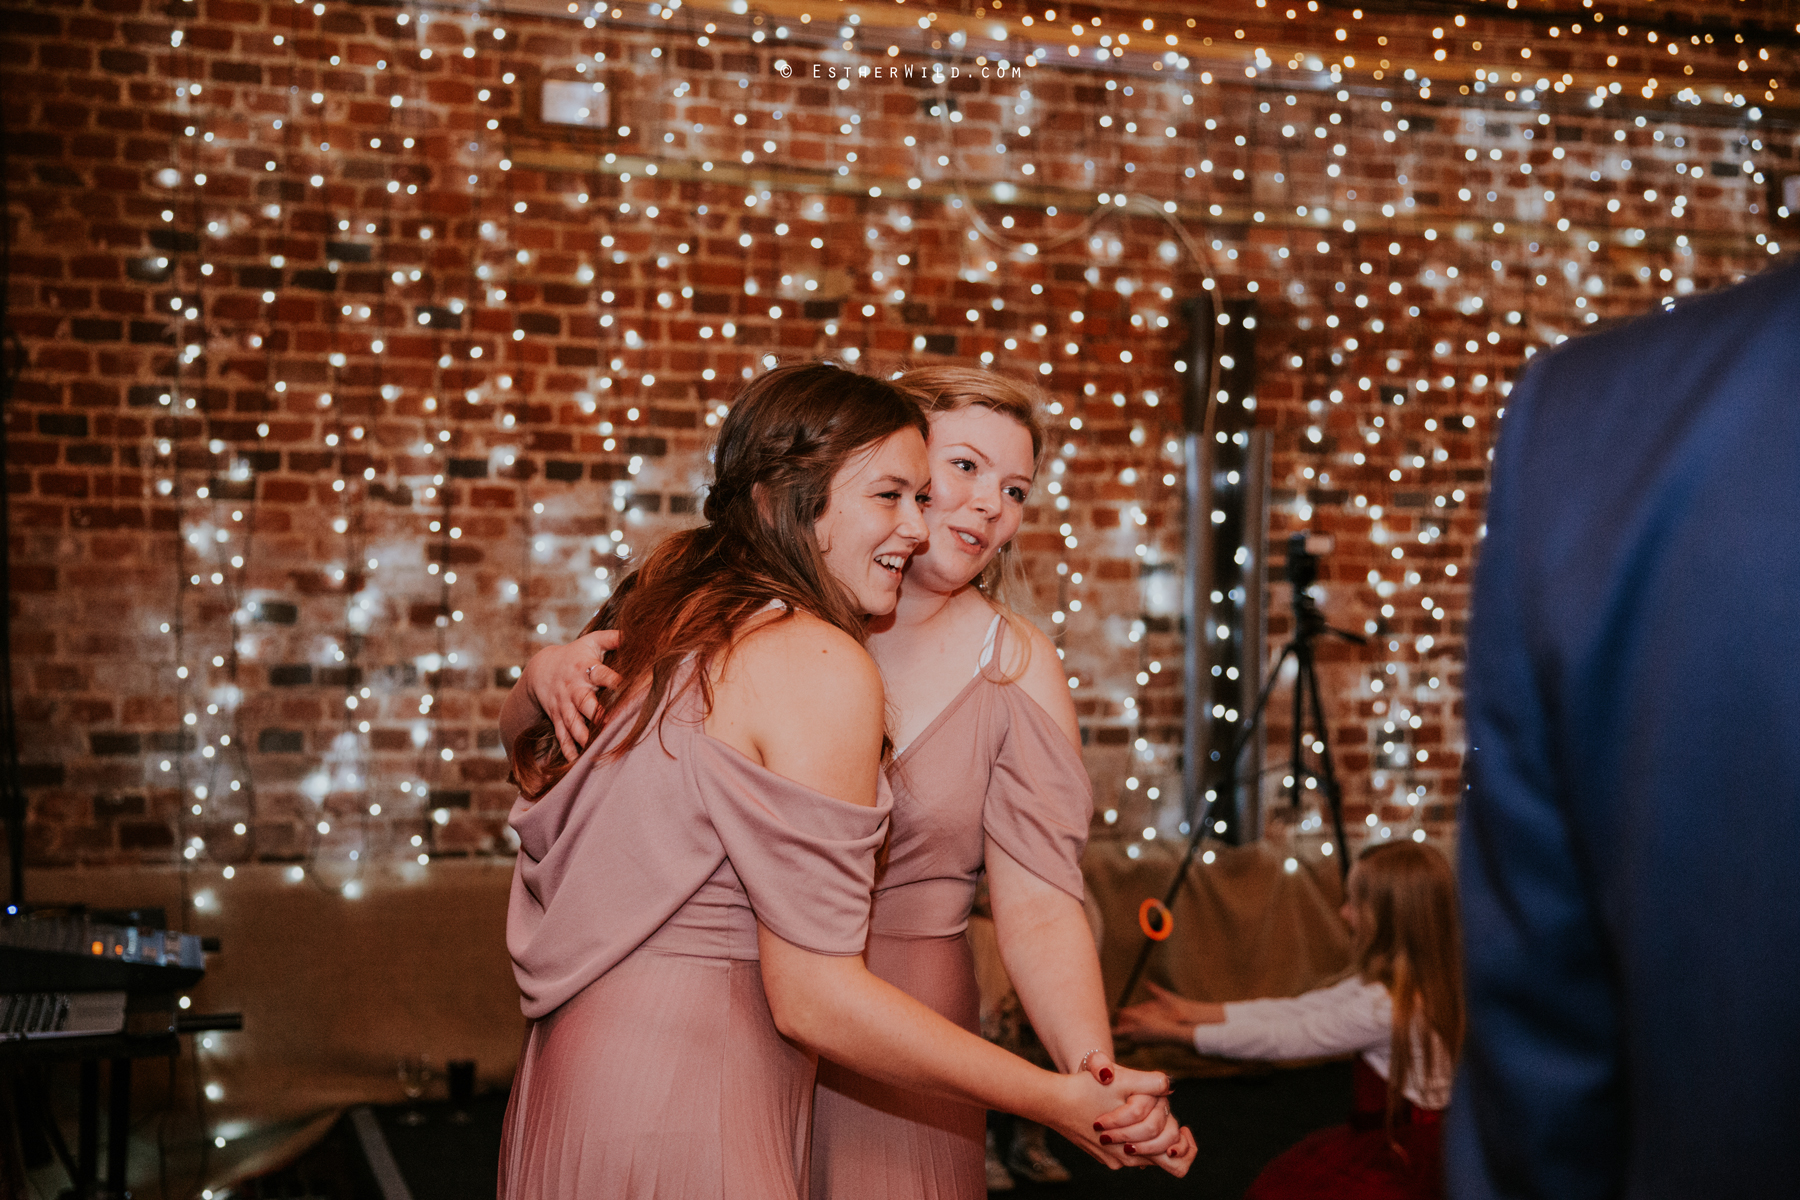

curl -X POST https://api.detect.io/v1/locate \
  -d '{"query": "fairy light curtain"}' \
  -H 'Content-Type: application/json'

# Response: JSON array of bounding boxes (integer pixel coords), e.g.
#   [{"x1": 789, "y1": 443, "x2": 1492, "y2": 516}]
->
[{"x1": 10, "y1": 0, "x2": 1794, "y2": 897}]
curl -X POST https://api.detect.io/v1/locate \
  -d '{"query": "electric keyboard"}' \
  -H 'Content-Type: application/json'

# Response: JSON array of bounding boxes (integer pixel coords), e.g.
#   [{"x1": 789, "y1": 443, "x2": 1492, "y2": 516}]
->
[
  {"x1": 1, "y1": 909, "x2": 232, "y2": 1198},
  {"x1": 0, "y1": 990, "x2": 127, "y2": 1041},
  {"x1": 0, "y1": 913, "x2": 205, "y2": 993}
]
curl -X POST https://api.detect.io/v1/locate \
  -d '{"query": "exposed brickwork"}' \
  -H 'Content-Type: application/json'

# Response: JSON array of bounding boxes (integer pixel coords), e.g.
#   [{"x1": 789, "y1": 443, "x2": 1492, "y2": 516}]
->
[{"x1": 2, "y1": 0, "x2": 1795, "y2": 877}]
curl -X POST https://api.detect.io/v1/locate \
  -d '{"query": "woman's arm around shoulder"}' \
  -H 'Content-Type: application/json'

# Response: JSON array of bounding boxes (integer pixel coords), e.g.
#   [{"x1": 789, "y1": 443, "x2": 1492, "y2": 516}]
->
[
  {"x1": 999, "y1": 615, "x2": 1081, "y2": 751},
  {"x1": 707, "y1": 611, "x2": 885, "y2": 808},
  {"x1": 500, "y1": 630, "x2": 622, "y2": 761}
]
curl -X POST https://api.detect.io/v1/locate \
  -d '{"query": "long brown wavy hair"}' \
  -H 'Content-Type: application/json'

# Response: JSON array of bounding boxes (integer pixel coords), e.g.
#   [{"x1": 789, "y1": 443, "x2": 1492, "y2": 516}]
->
[
  {"x1": 1348, "y1": 840, "x2": 1465, "y2": 1138},
  {"x1": 508, "y1": 362, "x2": 929, "y2": 800}
]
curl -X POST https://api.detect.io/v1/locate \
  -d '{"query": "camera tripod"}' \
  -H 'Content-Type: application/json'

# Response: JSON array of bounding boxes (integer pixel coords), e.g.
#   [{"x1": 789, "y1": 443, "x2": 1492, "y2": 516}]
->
[{"x1": 1115, "y1": 533, "x2": 1366, "y2": 1010}]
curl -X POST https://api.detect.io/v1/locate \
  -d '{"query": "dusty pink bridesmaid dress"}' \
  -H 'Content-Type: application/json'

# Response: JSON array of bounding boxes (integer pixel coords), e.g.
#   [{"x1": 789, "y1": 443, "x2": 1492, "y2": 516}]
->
[
  {"x1": 810, "y1": 619, "x2": 1093, "y2": 1200},
  {"x1": 498, "y1": 668, "x2": 892, "y2": 1200}
]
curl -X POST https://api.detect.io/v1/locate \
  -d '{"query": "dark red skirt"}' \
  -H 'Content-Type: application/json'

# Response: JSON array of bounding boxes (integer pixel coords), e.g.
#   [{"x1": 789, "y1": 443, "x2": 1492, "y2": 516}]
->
[{"x1": 1242, "y1": 1060, "x2": 1444, "y2": 1200}]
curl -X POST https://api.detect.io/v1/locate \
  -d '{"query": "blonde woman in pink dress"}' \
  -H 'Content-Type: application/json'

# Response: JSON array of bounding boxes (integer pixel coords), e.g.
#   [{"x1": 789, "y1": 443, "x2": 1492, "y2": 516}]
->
[
  {"x1": 807, "y1": 366, "x2": 1175, "y2": 1199},
  {"x1": 499, "y1": 363, "x2": 1189, "y2": 1200}
]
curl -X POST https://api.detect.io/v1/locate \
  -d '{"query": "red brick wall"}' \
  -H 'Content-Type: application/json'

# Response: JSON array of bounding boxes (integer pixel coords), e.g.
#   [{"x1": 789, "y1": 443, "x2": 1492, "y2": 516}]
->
[{"x1": 3, "y1": 0, "x2": 1795, "y2": 880}]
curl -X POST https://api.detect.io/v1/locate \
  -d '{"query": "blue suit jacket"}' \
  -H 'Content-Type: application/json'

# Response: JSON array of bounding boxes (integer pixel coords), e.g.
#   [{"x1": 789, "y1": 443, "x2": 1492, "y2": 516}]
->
[{"x1": 1448, "y1": 262, "x2": 1800, "y2": 1199}]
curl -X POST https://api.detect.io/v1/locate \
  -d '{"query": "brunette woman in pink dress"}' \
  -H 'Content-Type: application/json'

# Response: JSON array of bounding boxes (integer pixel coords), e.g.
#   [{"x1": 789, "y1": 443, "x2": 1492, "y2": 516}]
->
[
  {"x1": 510, "y1": 366, "x2": 1196, "y2": 1198},
  {"x1": 499, "y1": 363, "x2": 1189, "y2": 1200}
]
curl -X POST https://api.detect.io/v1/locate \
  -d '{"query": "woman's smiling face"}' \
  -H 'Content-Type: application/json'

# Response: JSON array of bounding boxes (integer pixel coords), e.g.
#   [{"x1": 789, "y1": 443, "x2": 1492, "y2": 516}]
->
[
  {"x1": 908, "y1": 405, "x2": 1037, "y2": 593},
  {"x1": 813, "y1": 428, "x2": 931, "y2": 616}
]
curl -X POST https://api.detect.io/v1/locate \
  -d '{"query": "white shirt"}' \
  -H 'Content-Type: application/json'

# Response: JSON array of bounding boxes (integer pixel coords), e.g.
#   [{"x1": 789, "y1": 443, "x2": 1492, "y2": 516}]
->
[{"x1": 1188, "y1": 975, "x2": 1452, "y2": 1109}]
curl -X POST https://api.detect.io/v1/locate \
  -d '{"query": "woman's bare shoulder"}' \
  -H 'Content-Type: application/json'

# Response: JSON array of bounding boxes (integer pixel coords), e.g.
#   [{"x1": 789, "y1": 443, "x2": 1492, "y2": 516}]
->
[
  {"x1": 714, "y1": 610, "x2": 886, "y2": 805},
  {"x1": 719, "y1": 611, "x2": 883, "y2": 728},
  {"x1": 736, "y1": 609, "x2": 876, "y2": 679},
  {"x1": 995, "y1": 612, "x2": 1081, "y2": 748}
]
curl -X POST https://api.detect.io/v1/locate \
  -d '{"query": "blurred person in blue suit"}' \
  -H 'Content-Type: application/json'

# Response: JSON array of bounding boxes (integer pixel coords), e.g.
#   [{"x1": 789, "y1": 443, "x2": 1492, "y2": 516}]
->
[{"x1": 1449, "y1": 261, "x2": 1800, "y2": 1199}]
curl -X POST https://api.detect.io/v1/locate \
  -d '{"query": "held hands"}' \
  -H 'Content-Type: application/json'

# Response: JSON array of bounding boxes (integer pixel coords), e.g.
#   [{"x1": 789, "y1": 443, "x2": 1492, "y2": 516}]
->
[
  {"x1": 522, "y1": 630, "x2": 622, "y2": 761},
  {"x1": 1050, "y1": 1052, "x2": 1195, "y2": 1177}
]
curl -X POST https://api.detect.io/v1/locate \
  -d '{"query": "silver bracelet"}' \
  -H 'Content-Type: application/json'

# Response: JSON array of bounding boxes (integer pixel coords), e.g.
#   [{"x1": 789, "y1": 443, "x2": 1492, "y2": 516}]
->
[{"x1": 1076, "y1": 1048, "x2": 1105, "y2": 1076}]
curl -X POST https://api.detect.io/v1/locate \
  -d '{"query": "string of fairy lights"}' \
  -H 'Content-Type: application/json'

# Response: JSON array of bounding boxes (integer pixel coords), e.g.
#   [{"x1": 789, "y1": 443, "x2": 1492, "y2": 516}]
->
[
  {"x1": 163, "y1": 0, "x2": 207, "y2": 907},
  {"x1": 410, "y1": 0, "x2": 480, "y2": 866},
  {"x1": 119, "y1": 0, "x2": 1794, "y2": 913}
]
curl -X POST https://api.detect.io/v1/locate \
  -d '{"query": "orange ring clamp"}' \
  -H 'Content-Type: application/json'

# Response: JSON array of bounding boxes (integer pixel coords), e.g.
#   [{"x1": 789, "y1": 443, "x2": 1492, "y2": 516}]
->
[{"x1": 1138, "y1": 898, "x2": 1174, "y2": 941}]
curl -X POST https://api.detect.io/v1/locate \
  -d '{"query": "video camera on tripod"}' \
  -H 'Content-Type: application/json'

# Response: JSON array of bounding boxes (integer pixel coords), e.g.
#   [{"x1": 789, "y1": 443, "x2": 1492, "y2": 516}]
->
[{"x1": 1285, "y1": 531, "x2": 1320, "y2": 591}]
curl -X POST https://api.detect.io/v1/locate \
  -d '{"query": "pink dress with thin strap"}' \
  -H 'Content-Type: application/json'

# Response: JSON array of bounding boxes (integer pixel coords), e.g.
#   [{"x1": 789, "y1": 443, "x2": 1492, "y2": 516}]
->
[
  {"x1": 810, "y1": 618, "x2": 1093, "y2": 1200},
  {"x1": 498, "y1": 666, "x2": 892, "y2": 1200}
]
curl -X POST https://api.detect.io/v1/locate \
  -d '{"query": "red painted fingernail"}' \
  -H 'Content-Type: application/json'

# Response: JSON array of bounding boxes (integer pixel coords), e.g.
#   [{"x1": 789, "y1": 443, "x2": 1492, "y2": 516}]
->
[
  {"x1": 1099, "y1": 1135, "x2": 1112, "y2": 1145},
  {"x1": 1093, "y1": 1123, "x2": 1104, "y2": 1132},
  {"x1": 1099, "y1": 1068, "x2": 1114, "y2": 1084},
  {"x1": 1124, "y1": 1144, "x2": 1137, "y2": 1156}
]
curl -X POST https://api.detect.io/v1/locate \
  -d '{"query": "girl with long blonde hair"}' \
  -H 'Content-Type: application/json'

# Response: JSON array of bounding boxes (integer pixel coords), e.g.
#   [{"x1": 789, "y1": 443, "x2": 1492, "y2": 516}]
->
[{"x1": 1115, "y1": 840, "x2": 1463, "y2": 1199}]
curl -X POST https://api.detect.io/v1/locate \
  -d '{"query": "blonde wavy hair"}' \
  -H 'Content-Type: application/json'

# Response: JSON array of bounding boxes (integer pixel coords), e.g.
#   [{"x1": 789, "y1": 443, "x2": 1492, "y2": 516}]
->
[
  {"x1": 1349, "y1": 841, "x2": 1465, "y2": 1142},
  {"x1": 895, "y1": 366, "x2": 1048, "y2": 678}
]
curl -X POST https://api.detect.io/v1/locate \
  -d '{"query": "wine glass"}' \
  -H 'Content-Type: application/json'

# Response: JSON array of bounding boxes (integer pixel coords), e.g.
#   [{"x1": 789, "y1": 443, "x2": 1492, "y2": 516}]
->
[{"x1": 397, "y1": 1055, "x2": 433, "y2": 1125}]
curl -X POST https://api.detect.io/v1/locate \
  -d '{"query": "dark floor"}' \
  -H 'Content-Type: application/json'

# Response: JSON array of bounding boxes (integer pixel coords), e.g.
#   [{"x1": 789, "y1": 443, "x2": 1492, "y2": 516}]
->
[
  {"x1": 242, "y1": 1061, "x2": 1352, "y2": 1200},
  {"x1": 234, "y1": 1093, "x2": 511, "y2": 1200}
]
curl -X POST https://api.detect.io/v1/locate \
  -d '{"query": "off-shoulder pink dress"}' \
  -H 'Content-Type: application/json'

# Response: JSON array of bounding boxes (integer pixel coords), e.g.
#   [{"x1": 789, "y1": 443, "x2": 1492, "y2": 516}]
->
[
  {"x1": 811, "y1": 617, "x2": 1093, "y2": 1200},
  {"x1": 499, "y1": 666, "x2": 892, "y2": 1200}
]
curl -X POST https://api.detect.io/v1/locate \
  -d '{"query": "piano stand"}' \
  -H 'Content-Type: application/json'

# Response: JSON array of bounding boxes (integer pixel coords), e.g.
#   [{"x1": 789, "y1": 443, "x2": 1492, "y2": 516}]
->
[
  {"x1": 4, "y1": 1008, "x2": 242, "y2": 1199},
  {"x1": 2, "y1": 911, "x2": 226, "y2": 1198},
  {"x1": 102, "y1": 1054, "x2": 129, "y2": 1199},
  {"x1": 76, "y1": 1058, "x2": 98, "y2": 1198},
  {"x1": 66, "y1": 1053, "x2": 135, "y2": 1200}
]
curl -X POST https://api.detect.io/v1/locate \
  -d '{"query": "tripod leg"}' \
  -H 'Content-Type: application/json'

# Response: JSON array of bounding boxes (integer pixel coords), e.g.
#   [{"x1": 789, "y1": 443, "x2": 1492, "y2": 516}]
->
[
  {"x1": 1289, "y1": 641, "x2": 1306, "y2": 813},
  {"x1": 1302, "y1": 649, "x2": 1351, "y2": 884},
  {"x1": 1228, "y1": 642, "x2": 1295, "y2": 836},
  {"x1": 1117, "y1": 644, "x2": 1298, "y2": 1011}
]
